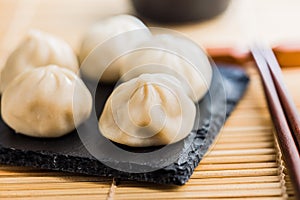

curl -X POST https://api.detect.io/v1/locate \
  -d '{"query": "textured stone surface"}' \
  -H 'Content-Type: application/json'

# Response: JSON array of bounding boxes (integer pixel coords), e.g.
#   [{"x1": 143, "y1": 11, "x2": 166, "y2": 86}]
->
[{"x1": 0, "y1": 64, "x2": 249, "y2": 185}]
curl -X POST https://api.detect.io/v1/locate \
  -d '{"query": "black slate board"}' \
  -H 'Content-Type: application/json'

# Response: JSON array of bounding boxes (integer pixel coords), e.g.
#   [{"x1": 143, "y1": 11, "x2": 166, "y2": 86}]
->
[{"x1": 0, "y1": 64, "x2": 249, "y2": 185}]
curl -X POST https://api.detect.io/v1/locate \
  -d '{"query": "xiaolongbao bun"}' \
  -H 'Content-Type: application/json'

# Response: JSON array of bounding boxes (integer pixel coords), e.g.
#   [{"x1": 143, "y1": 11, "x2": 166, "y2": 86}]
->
[
  {"x1": 120, "y1": 34, "x2": 212, "y2": 102},
  {"x1": 79, "y1": 14, "x2": 151, "y2": 82},
  {"x1": 99, "y1": 73, "x2": 196, "y2": 147},
  {"x1": 1, "y1": 65, "x2": 92, "y2": 138},
  {"x1": 0, "y1": 30, "x2": 79, "y2": 93}
]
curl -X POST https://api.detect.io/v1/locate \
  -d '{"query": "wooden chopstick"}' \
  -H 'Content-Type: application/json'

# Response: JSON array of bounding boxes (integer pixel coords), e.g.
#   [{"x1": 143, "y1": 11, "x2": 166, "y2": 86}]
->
[
  {"x1": 259, "y1": 46, "x2": 300, "y2": 151},
  {"x1": 251, "y1": 46, "x2": 300, "y2": 199}
]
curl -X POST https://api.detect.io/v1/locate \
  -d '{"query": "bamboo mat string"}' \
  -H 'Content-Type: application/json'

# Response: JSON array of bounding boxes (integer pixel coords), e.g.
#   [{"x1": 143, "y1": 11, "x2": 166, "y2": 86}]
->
[
  {"x1": 274, "y1": 129, "x2": 289, "y2": 199},
  {"x1": 106, "y1": 178, "x2": 117, "y2": 200}
]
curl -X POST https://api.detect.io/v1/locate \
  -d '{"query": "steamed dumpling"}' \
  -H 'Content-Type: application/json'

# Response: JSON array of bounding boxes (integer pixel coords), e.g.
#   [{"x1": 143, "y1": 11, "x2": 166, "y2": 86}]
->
[
  {"x1": 99, "y1": 73, "x2": 196, "y2": 147},
  {"x1": 1, "y1": 65, "x2": 92, "y2": 138},
  {"x1": 0, "y1": 30, "x2": 79, "y2": 93},
  {"x1": 79, "y1": 14, "x2": 151, "y2": 82},
  {"x1": 120, "y1": 34, "x2": 212, "y2": 102}
]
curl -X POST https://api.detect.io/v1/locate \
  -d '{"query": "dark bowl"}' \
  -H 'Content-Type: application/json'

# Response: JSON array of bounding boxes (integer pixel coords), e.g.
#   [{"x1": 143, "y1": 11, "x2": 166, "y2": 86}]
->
[{"x1": 131, "y1": 0, "x2": 231, "y2": 23}]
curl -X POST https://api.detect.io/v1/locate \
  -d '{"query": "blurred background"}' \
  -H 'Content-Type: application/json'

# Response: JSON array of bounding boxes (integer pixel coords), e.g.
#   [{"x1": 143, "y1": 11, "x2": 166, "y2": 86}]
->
[{"x1": 0, "y1": 0, "x2": 300, "y2": 65}]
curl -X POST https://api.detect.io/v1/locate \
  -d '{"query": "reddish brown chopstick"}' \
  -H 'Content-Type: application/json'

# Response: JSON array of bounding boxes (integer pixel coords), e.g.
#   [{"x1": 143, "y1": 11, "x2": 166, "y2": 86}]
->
[
  {"x1": 260, "y1": 46, "x2": 300, "y2": 151},
  {"x1": 251, "y1": 47, "x2": 300, "y2": 199}
]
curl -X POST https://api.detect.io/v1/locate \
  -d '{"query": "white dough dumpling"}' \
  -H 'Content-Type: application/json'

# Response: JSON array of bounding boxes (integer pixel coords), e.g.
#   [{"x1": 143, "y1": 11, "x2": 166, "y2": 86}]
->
[
  {"x1": 79, "y1": 14, "x2": 151, "y2": 82},
  {"x1": 0, "y1": 30, "x2": 79, "y2": 93},
  {"x1": 99, "y1": 73, "x2": 196, "y2": 147},
  {"x1": 1, "y1": 65, "x2": 92, "y2": 138},
  {"x1": 120, "y1": 34, "x2": 213, "y2": 102}
]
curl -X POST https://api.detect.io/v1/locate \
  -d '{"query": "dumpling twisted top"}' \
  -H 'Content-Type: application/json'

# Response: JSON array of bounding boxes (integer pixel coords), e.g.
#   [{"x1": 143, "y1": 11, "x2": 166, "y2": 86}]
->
[
  {"x1": 99, "y1": 73, "x2": 196, "y2": 147},
  {"x1": 0, "y1": 30, "x2": 79, "y2": 93}
]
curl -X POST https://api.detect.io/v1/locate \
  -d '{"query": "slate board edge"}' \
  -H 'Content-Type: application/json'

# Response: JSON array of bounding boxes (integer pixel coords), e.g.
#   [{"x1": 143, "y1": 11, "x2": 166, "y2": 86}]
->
[{"x1": 0, "y1": 115, "x2": 224, "y2": 185}]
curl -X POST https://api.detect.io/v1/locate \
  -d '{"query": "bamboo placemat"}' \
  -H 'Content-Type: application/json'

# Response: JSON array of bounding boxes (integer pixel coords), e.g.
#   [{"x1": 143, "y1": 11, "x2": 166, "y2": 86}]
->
[
  {"x1": 0, "y1": 67, "x2": 297, "y2": 199},
  {"x1": 0, "y1": 0, "x2": 299, "y2": 199}
]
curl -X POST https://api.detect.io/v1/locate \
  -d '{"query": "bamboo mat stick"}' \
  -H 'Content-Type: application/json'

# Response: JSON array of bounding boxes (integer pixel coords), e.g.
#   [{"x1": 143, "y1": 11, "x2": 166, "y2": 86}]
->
[
  {"x1": 223, "y1": 118, "x2": 272, "y2": 127},
  {"x1": 192, "y1": 168, "x2": 278, "y2": 178},
  {"x1": 200, "y1": 155, "x2": 276, "y2": 164},
  {"x1": 187, "y1": 176, "x2": 281, "y2": 184},
  {"x1": 120, "y1": 176, "x2": 283, "y2": 187},
  {"x1": 219, "y1": 131, "x2": 273, "y2": 137},
  {"x1": 1, "y1": 196, "x2": 111, "y2": 200},
  {"x1": 2, "y1": 197, "x2": 285, "y2": 200},
  {"x1": 118, "y1": 182, "x2": 282, "y2": 191},
  {"x1": 121, "y1": 177, "x2": 282, "y2": 188},
  {"x1": 196, "y1": 162, "x2": 277, "y2": 170},
  {"x1": 115, "y1": 198, "x2": 285, "y2": 200},
  {"x1": 229, "y1": 109, "x2": 271, "y2": 117},
  {"x1": 206, "y1": 149, "x2": 275, "y2": 156},
  {"x1": 0, "y1": 166, "x2": 43, "y2": 171},
  {"x1": 211, "y1": 142, "x2": 274, "y2": 150},
  {"x1": 218, "y1": 135, "x2": 273, "y2": 141},
  {"x1": 0, "y1": 172, "x2": 83, "y2": 177},
  {"x1": 113, "y1": 189, "x2": 284, "y2": 199},
  {"x1": 216, "y1": 136, "x2": 273, "y2": 143},
  {"x1": 0, "y1": 176, "x2": 110, "y2": 184},
  {"x1": 0, "y1": 182, "x2": 109, "y2": 190},
  {"x1": 221, "y1": 126, "x2": 272, "y2": 132},
  {"x1": 0, "y1": 188, "x2": 110, "y2": 198}
]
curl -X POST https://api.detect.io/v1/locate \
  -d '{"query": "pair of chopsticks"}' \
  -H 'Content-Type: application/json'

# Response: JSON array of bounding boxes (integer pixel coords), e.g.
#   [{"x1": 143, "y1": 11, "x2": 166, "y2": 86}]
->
[{"x1": 251, "y1": 46, "x2": 300, "y2": 199}]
